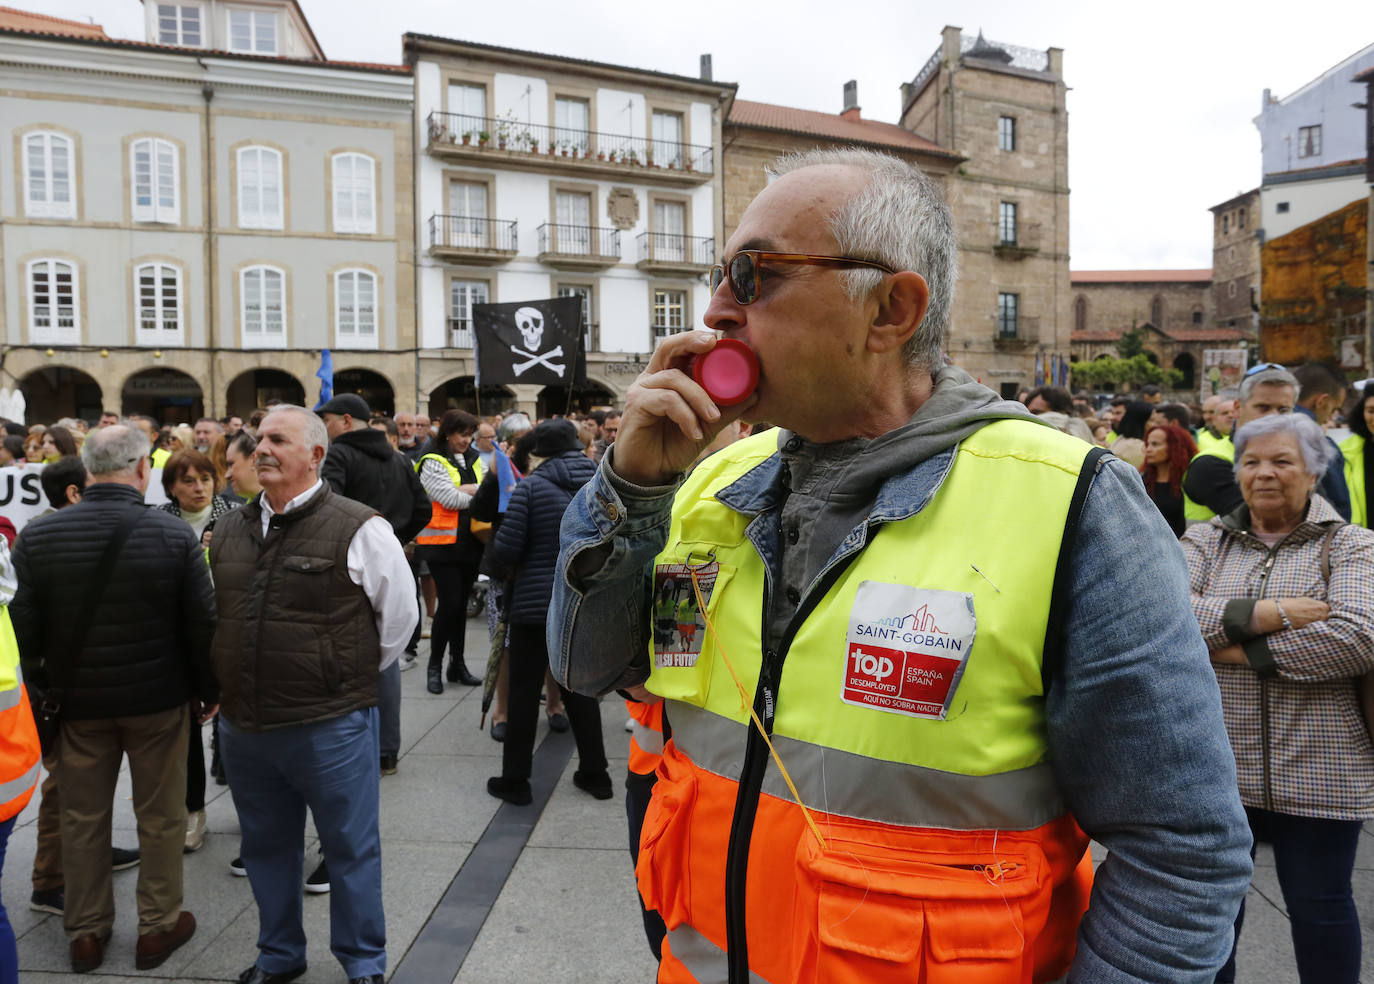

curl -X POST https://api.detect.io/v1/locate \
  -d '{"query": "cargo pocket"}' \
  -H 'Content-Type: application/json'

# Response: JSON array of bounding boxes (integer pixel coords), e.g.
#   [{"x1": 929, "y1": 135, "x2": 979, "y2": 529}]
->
[
  {"x1": 635, "y1": 764, "x2": 698, "y2": 930},
  {"x1": 796, "y1": 830, "x2": 1042, "y2": 984},
  {"x1": 281, "y1": 555, "x2": 333, "y2": 611}
]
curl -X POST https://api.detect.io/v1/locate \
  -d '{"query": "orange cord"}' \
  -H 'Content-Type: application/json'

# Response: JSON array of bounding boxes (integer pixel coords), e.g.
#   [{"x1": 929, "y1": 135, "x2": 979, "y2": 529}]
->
[{"x1": 688, "y1": 565, "x2": 829, "y2": 852}]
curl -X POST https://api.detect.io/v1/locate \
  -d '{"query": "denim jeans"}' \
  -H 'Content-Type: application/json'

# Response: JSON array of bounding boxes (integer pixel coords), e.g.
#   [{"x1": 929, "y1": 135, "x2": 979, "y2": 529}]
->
[
  {"x1": 378, "y1": 660, "x2": 401, "y2": 758},
  {"x1": 0, "y1": 815, "x2": 17, "y2": 984},
  {"x1": 1216, "y1": 807, "x2": 1363, "y2": 983},
  {"x1": 221, "y1": 708, "x2": 385, "y2": 978}
]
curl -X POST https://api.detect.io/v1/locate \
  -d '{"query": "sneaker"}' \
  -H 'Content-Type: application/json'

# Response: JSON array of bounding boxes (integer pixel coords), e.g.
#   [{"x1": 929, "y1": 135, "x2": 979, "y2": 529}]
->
[
  {"x1": 398, "y1": 652, "x2": 418, "y2": 672},
  {"x1": 184, "y1": 808, "x2": 207, "y2": 853},
  {"x1": 228, "y1": 856, "x2": 247, "y2": 877},
  {"x1": 380, "y1": 753, "x2": 398, "y2": 775},
  {"x1": 305, "y1": 856, "x2": 330, "y2": 894},
  {"x1": 30, "y1": 886, "x2": 64, "y2": 915},
  {"x1": 111, "y1": 846, "x2": 141, "y2": 871}
]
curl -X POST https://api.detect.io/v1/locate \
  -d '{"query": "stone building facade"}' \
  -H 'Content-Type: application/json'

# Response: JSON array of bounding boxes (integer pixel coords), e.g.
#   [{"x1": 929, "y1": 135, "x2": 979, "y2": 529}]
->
[
  {"x1": 0, "y1": 1, "x2": 416, "y2": 424},
  {"x1": 900, "y1": 26, "x2": 1070, "y2": 397},
  {"x1": 1210, "y1": 189, "x2": 1261, "y2": 333},
  {"x1": 1069, "y1": 270, "x2": 1248, "y2": 399}
]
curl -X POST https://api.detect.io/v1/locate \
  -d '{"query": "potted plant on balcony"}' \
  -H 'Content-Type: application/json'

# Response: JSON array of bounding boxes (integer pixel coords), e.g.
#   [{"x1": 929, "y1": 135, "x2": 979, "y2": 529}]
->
[
  {"x1": 461, "y1": 130, "x2": 473, "y2": 146},
  {"x1": 478, "y1": 130, "x2": 490, "y2": 148},
  {"x1": 626, "y1": 149, "x2": 639, "y2": 166}
]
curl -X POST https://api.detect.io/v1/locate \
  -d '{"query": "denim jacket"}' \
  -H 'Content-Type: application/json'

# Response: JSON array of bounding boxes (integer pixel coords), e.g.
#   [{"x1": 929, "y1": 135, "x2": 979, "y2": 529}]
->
[{"x1": 552, "y1": 446, "x2": 1252, "y2": 983}]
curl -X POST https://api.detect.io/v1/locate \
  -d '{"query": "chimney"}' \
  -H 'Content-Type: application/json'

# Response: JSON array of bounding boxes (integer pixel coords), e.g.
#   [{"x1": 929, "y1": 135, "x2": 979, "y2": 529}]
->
[
  {"x1": 841, "y1": 80, "x2": 860, "y2": 122},
  {"x1": 700, "y1": 54, "x2": 713, "y2": 81}
]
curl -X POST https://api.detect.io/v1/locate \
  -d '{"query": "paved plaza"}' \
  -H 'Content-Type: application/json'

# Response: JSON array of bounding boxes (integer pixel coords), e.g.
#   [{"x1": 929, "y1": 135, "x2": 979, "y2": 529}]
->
[{"x1": 4, "y1": 616, "x2": 1369, "y2": 982}]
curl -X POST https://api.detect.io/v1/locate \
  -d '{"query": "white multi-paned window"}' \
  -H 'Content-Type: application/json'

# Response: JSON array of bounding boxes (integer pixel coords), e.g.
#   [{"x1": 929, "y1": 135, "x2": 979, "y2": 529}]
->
[
  {"x1": 135, "y1": 263, "x2": 183, "y2": 345},
  {"x1": 335, "y1": 269, "x2": 377, "y2": 347},
  {"x1": 554, "y1": 97, "x2": 590, "y2": 154},
  {"x1": 237, "y1": 146, "x2": 283, "y2": 229},
  {"x1": 652, "y1": 288, "x2": 685, "y2": 339},
  {"x1": 449, "y1": 280, "x2": 488, "y2": 348},
  {"x1": 228, "y1": 8, "x2": 276, "y2": 53},
  {"x1": 132, "y1": 138, "x2": 179, "y2": 223},
  {"x1": 651, "y1": 111, "x2": 683, "y2": 167},
  {"x1": 241, "y1": 265, "x2": 285, "y2": 346},
  {"x1": 332, "y1": 153, "x2": 376, "y2": 234},
  {"x1": 23, "y1": 131, "x2": 75, "y2": 219},
  {"x1": 28, "y1": 259, "x2": 78, "y2": 343},
  {"x1": 447, "y1": 83, "x2": 486, "y2": 136},
  {"x1": 157, "y1": 4, "x2": 201, "y2": 45},
  {"x1": 558, "y1": 284, "x2": 595, "y2": 353},
  {"x1": 652, "y1": 201, "x2": 686, "y2": 262}
]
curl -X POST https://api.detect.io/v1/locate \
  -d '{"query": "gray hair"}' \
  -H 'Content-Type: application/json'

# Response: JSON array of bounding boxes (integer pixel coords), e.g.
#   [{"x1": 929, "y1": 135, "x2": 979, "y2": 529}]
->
[
  {"x1": 1233, "y1": 412, "x2": 1330, "y2": 477},
  {"x1": 81, "y1": 423, "x2": 149, "y2": 477},
  {"x1": 1238, "y1": 365, "x2": 1299, "y2": 403},
  {"x1": 498, "y1": 412, "x2": 532, "y2": 443},
  {"x1": 769, "y1": 148, "x2": 958, "y2": 370},
  {"x1": 263, "y1": 404, "x2": 329, "y2": 456}
]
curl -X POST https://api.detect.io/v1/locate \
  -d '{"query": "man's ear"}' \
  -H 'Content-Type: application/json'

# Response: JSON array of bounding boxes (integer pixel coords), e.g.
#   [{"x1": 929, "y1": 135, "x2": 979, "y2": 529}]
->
[
  {"x1": 310, "y1": 442, "x2": 326, "y2": 470},
  {"x1": 64, "y1": 484, "x2": 82, "y2": 506},
  {"x1": 868, "y1": 272, "x2": 930, "y2": 355}
]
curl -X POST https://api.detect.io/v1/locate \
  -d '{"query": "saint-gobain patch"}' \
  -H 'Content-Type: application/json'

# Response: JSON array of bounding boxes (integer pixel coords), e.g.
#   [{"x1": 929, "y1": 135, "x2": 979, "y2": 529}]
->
[
  {"x1": 843, "y1": 581, "x2": 976, "y2": 720},
  {"x1": 652, "y1": 562, "x2": 719, "y2": 668}
]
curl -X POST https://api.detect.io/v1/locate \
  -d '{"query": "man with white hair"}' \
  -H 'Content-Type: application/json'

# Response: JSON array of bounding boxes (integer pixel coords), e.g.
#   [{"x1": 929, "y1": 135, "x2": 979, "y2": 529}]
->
[
  {"x1": 552, "y1": 148, "x2": 1251, "y2": 982},
  {"x1": 209, "y1": 406, "x2": 416, "y2": 984},
  {"x1": 11, "y1": 424, "x2": 215, "y2": 973}
]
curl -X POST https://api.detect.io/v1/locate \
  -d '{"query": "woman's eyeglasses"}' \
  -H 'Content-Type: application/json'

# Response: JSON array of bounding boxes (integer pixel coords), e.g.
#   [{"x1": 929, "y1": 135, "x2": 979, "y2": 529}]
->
[{"x1": 709, "y1": 250, "x2": 896, "y2": 306}]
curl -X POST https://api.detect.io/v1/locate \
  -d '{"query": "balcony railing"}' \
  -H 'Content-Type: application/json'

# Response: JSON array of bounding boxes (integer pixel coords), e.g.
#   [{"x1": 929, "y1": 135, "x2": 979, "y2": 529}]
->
[
  {"x1": 636, "y1": 232, "x2": 714, "y2": 267},
  {"x1": 994, "y1": 315, "x2": 1040, "y2": 346},
  {"x1": 429, "y1": 215, "x2": 517, "y2": 253},
  {"x1": 537, "y1": 223, "x2": 621, "y2": 260},
  {"x1": 426, "y1": 111, "x2": 714, "y2": 174},
  {"x1": 994, "y1": 221, "x2": 1042, "y2": 253}
]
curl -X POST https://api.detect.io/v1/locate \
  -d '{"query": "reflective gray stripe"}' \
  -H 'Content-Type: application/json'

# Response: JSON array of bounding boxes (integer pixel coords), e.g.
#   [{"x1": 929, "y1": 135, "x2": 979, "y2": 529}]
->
[
  {"x1": 0, "y1": 759, "x2": 39, "y2": 805},
  {"x1": 665, "y1": 924, "x2": 771, "y2": 984},
  {"x1": 0, "y1": 682, "x2": 22, "y2": 713},
  {"x1": 629, "y1": 720, "x2": 664, "y2": 756},
  {"x1": 667, "y1": 700, "x2": 1065, "y2": 831}
]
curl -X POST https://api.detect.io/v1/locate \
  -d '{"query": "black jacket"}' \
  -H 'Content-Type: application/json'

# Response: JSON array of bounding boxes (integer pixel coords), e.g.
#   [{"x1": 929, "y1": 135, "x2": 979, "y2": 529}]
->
[
  {"x1": 486, "y1": 451, "x2": 596, "y2": 625},
  {"x1": 11, "y1": 483, "x2": 218, "y2": 719},
  {"x1": 320, "y1": 427, "x2": 430, "y2": 544}
]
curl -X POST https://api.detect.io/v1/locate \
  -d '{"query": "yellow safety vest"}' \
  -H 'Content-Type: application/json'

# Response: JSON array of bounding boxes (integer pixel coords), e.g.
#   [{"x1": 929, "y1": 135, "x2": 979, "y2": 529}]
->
[
  {"x1": 1182, "y1": 439, "x2": 1234, "y2": 523},
  {"x1": 0, "y1": 607, "x2": 41, "y2": 822},
  {"x1": 1342, "y1": 433, "x2": 1367, "y2": 528},
  {"x1": 151, "y1": 447, "x2": 171, "y2": 470},
  {"x1": 641, "y1": 421, "x2": 1094, "y2": 984},
  {"x1": 414, "y1": 452, "x2": 483, "y2": 545}
]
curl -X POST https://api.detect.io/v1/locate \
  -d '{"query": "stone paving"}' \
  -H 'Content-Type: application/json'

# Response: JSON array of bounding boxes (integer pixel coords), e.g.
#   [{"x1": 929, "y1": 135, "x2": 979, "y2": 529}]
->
[{"x1": 4, "y1": 617, "x2": 1369, "y2": 982}]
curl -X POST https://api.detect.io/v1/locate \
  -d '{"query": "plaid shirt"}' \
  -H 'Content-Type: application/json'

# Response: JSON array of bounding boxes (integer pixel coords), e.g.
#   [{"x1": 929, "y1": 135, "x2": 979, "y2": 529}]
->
[{"x1": 1182, "y1": 495, "x2": 1374, "y2": 820}]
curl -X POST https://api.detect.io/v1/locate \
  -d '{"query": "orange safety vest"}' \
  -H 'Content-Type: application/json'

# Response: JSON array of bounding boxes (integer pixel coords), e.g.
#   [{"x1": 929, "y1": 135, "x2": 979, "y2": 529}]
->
[
  {"x1": 626, "y1": 698, "x2": 665, "y2": 777},
  {"x1": 640, "y1": 424, "x2": 1095, "y2": 984},
  {"x1": 0, "y1": 607, "x2": 41, "y2": 822},
  {"x1": 415, "y1": 452, "x2": 482, "y2": 546}
]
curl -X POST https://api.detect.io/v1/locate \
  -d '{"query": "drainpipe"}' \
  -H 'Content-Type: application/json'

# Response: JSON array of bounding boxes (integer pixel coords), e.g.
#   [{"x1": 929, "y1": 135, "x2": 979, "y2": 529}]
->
[{"x1": 201, "y1": 74, "x2": 217, "y2": 417}]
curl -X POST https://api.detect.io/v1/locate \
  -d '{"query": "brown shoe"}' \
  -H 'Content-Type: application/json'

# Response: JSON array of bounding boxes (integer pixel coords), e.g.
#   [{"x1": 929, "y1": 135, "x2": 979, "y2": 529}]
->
[
  {"x1": 135, "y1": 910, "x2": 196, "y2": 969},
  {"x1": 70, "y1": 933, "x2": 105, "y2": 973}
]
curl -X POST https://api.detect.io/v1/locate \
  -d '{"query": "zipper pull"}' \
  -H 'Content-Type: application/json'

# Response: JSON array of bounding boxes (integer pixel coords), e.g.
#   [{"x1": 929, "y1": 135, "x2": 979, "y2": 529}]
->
[{"x1": 982, "y1": 861, "x2": 1021, "y2": 883}]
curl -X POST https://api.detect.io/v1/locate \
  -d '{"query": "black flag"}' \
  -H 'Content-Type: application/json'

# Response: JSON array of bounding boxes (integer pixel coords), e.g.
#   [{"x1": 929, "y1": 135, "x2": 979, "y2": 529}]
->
[{"x1": 473, "y1": 296, "x2": 585, "y2": 387}]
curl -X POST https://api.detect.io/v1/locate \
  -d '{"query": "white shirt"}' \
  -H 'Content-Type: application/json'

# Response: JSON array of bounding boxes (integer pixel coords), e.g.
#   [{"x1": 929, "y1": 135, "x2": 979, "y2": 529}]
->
[{"x1": 260, "y1": 479, "x2": 418, "y2": 670}]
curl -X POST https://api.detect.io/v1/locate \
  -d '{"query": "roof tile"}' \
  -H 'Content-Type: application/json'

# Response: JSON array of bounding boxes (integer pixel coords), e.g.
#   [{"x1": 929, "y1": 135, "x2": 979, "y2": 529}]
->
[
  {"x1": 727, "y1": 99, "x2": 957, "y2": 157},
  {"x1": 1071, "y1": 269, "x2": 1212, "y2": 284}
]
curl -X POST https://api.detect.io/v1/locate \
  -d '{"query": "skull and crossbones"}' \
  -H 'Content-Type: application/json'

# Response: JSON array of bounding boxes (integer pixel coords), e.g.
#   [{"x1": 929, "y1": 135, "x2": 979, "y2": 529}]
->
[{"x1": 509, "y1": 306, "x2": 565, "y2": 377}]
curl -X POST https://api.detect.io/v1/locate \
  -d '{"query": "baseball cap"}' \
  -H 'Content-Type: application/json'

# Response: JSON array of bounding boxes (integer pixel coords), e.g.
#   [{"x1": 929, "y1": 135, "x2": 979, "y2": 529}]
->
[{"x1": 316, "y1": 393, "x2": 371, "y2": 419}]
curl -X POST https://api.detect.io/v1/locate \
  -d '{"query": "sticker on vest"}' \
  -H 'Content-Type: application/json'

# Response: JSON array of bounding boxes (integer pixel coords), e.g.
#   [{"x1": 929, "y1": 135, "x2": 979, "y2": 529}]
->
[
  {"x1": 652, "y1": 561, "x2": 718, "y2": 668},
  {"x1": 843, "y1": 581, "x2": 976, "y2": 720}
]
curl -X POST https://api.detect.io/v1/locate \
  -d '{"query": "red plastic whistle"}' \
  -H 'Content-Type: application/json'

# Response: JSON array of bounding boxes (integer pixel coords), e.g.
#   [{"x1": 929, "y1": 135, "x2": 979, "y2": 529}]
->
[{"x1": 690, "y1": 339, "x2": 759, "y2": 407}]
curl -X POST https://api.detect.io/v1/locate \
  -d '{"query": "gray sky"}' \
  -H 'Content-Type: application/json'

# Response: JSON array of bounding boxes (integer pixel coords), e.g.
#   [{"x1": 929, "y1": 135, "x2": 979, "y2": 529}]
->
[{"x1": 37, "y1": 0, "x2": 1374, "y2": 271}]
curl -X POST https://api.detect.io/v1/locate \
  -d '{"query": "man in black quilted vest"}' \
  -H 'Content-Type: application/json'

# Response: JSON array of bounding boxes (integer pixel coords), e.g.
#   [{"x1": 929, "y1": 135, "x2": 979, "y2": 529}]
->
[{"x1": 209, "y1": 405, "x2": 416, "y2": 984}]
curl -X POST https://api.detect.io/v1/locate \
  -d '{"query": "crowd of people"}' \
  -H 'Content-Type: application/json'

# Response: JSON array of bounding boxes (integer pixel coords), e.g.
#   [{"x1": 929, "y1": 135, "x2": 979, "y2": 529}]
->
[
  {"x1": 0, "y1": 145, "x2": 1372, "y2": 984},
  {"x1": 0, "y1": 397, "x2": 639, "y2": 982}
]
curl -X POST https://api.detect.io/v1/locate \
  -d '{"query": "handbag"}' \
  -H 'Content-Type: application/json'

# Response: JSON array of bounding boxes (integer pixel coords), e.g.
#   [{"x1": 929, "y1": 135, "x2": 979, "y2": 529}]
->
[{"x1": 28, "y1": 505, "x2": 145, "y2": 755}]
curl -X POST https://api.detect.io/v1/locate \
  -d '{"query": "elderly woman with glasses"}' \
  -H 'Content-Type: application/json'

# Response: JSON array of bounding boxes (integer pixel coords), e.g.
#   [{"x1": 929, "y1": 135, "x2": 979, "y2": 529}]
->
[{"x1": 1181, "y1": 412, "x2": 1374, "y2": 983}]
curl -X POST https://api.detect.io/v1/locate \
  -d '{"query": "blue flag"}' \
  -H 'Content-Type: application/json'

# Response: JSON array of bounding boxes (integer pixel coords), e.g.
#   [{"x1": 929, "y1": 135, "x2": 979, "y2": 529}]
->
[{"x1": 313, "y1": 349, "x2": 334, "y2": 410}]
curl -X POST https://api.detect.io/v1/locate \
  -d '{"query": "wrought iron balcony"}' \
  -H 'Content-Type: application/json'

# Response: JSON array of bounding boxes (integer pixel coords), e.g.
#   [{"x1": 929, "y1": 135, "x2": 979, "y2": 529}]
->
[
  {"x1": 536, "y1": 223, "x2": 621, "y2": 270},
  {"x1": 428, "y1": 215, "x2": 518, "y2": 264},
  {"x1": 425, "y1": 111, "x2": 713, "y2": 185},
  {"x1": 635, "y1": 232, "x2": 714, "y2": 274},
  {"x1": 993, "y1": 315, "x2": 1040, "y2": 348},
  {"x1": 993, "y1": 221, "x2": 1042, "y2": 257}
]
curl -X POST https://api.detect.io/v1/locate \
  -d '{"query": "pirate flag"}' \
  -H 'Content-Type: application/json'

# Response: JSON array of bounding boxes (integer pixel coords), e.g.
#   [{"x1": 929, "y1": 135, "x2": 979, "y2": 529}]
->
[{"x1": 473, "y1": 296, "x2": 586, "y2": 387}]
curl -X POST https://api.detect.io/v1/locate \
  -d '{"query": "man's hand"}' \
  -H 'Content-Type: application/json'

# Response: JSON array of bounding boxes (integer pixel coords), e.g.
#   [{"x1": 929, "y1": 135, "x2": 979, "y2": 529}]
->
[
  {"x1": 1209, "y1": 645, "x2": 1247, "y2": 666},
  {"x1": 614, "y1": 331, "x2": 758, "y2": 486}
]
